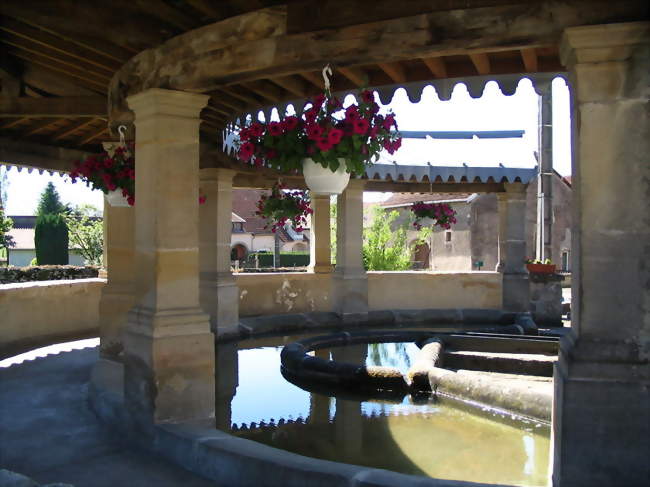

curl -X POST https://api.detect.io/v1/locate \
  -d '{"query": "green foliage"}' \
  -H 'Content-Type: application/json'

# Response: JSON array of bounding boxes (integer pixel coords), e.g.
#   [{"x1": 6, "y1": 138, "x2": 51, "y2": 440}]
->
[
  {"x1": 0, "y1": 208, "x2": 15, "y2": 252},
  {"x1": 246, "y1": 251, "x2": 310, "y2": 268},
  {"x1": 362, "y1": 206, "x2": 411, "y2": 271},
  {"x1": 30, "y1": 257, "x2": 37, "y2": 266},
  {"x1": 0, "y1": 165, "x2": 8, "y2": 209},
  {"x1": 330, "y1": 199, "x2": 337, "y2": 264},
  {"x1": 37, "y1": 182, "x2": 67, "y2": 216},
  {"x1": 64, "y1": 205, "x2": 103, "y2": 265},
  {"x1": 35, "y1": 213, "x2": 69, "y2": 265}
]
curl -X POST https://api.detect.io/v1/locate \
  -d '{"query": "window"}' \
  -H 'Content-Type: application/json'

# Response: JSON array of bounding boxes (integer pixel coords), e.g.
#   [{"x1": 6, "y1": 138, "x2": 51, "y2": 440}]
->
[
  {"x1": 445, "y1": 231, "x2": 452, "y2": 243},
  {"x1": 561, "y1": 250, "x2": 570, "y2": 271}
]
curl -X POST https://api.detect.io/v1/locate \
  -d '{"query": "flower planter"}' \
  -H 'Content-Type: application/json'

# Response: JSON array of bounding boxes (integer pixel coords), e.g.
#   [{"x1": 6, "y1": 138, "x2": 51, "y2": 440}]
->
[
  {"x1": 105, "y1": 190, "x2": 130, "y2": 207},
  {"x1": 526, "y1": 263, "x2": 556, "y2": 274},
  {"x1": 302, "y1": 157, "x2": 350, "y2": 195}
]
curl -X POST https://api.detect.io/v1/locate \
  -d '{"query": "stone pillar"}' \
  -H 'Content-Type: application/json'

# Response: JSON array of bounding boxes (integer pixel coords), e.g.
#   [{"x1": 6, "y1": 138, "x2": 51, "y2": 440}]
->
[
  {"x1": 308, "y1": 194, "x2": 332, "y2": 273},
  {"x1": 495, "y1": 193, "x2": 507, "y2": 272},
  {"x1": 500, "y1": 183, "x2": 529, "y2": 312},
  {"x1": 124, "y1": 88, "x2": 215, "y2": 424},
  {"x1": 215, "y1": 342, "x2": 238, "y2": 431},
  {"x1": 309, "y1": 349, "x2": 331, "y2": 425},
  {"x1": 199, "y1": 168, "x2": 239, "y2": 336},
  {"x1": 552, "y1": 22, "x2": 650, "y2": 487},
  {"x1": 537, "y1": 86, "x2": 554, "y2": 262},
  {"x1": 333, "y1": 180, "x2": 368, "y2": 319},
  {"x1": 91, "y1": 142, "x2": 135, "y2": 394}
]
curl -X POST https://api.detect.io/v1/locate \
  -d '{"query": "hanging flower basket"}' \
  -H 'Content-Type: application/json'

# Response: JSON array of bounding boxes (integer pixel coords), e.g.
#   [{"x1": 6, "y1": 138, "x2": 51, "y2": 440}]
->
[
  {"x1": 235, "y1": 66, "x2": 402, "y2": 194},
  {"x1": 105, "y1": 189, "x2": 130, "y2": 207},
  {"x1": 411, "y1": 202, "x2": 458, "y2": 230},
  {"x1": 256, "y1": 183, "x2": 312, "y2": 233},
  {"x1": 302, "y1": 157, "x2": 350, "y2": 195},
  {"x1": 525, "y1": 259, "x2": 556, "y2": 274}
]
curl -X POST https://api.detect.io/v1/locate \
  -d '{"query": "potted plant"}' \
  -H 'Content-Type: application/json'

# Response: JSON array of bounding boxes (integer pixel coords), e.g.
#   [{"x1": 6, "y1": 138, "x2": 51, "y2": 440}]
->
[
  {"x1": 235, "y1": 88, "x2": 402, "y2": 195},
  {"x1": 411, "y1": 202, "x2": 457, "y2": 230},
  {"x1": 525, "y1": 258, "x2": 556, "y2": 274},
  {"x1": 70, "y1": 143, "x2": 135, "y2": 206},
  {"x1": 256, "y1": 182, "x2": 312, "y2": 233}
]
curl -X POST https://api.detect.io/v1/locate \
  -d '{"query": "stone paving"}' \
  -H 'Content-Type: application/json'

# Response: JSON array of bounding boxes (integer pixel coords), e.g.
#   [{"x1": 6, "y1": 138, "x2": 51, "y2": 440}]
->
[{"x1": 0, "y1": 342, "x2": 218, "y2": 487}]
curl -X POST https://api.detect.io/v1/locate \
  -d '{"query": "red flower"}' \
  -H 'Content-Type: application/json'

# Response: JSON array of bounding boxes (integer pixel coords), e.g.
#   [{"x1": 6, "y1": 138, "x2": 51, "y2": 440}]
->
[
  {"x1": 312, "y1": 94, "x2": 326, "y2": 108},
  {"x1": 327, "y1": 128, "x2": 343, "y2": 145},
  {"x1": 282, "y1": 116, "x2": 299, "y2": 131},
  {"x1": 266, "y1": 148, "x2": 278, "y2": 159},
  {"x1": 306, "y1": 124, "x2": 324, "y2": 140},
  {"x1": 361, "y1": 90, "x2": 374, "y2": 103},
  {"x1": 249, "y1": 123, "x2": 264, "y2": 137},
  {"x1": 383, "y1": 114, "x2": 396, "y2": 130},
  {"x1": 238, "y1": 141, "x2": 255, "y2": 162},
  {"x1": 345, "y1": 105, "x2": 359, "y2": 122},
  {"x1": 239, "y1": 128, "x2": 251, "y2": 141},
  {"x1": 127, "y1": 196, "x2": 135, "y2": 206},
  {"x1": 268, "y1": 121, "x2": 283, "y2": 136},
  {"x1": 199, "y1": 195, "x2": 207, "y2": 205},
  {"x1": 304, "y1": 108, "x2": 318, "y2": 124},
  {"x1": 317, "y1": 137, "x2": 333, "y2": 152},
  {"x1": 352, "y1": 118, "x2": 369, "y2": 135}
]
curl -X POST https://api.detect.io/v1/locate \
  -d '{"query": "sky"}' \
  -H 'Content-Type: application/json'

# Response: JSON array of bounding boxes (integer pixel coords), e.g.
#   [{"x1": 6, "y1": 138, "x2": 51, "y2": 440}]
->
[{"x1": 1, "y1": 77, "x2": 570, "y2": 215}]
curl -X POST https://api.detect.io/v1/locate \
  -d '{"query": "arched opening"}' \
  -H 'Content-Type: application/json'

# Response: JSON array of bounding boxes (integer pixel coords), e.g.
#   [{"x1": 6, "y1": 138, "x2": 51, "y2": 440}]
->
[
  {"x1": 231, "y1": 243, "x2": 248, "y2": 261},
  {"x1": 411, "y1": 241, "x2": 430, "y2": 270}
]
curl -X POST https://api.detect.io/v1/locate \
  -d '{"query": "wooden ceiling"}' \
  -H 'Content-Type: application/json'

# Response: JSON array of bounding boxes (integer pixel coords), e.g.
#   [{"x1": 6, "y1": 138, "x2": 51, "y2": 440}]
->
[{"x1": 0, "y1": 1, "x2": 645, "y2": 157}]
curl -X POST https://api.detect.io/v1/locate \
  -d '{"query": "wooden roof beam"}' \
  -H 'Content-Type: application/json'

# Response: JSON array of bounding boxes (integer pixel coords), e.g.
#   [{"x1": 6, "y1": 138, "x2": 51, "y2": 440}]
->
[
  {"x1": 421, "y1": 57, "x2": 447, "y2": 79},
  {"x1": 218, "y1": 86, "x2": 263, "y2": 107},
  {"x1": 0, "y1": 96, "x2": 106, "y2": 118},
  {"x1": 0, "y1": 117, "x2": 29, "y2": 129},
  {"x1": 184, "y1": 0, "x2": 228, "y2": 21},
  {"x1": 23, "y1": 118, "x2": 61, "y2": 136},
  {"x1": 338, "y1": 67, "x2": 367, "y2": 88},
  {"x1": 298, "y1": 71, "x2": 325, "y2": 90},
  {"x1": 520, "y1": 48, "x2": 538, "y2": 72},
  {"x1": 241, "y1": 80, "x2": 286, "y2": 103},
  {"x1": 469, "y1": 53, "x2": 491, "y2": 75},
  {"x1": 51, "y1": 118, "x2": 98, "y2": 140},
  {"x1": 268, "y1": 75, "x2": 309, "y2": 98},
  {"x1": 378, "y1": 62, "x2": 406, "y2": 84},
  {"x1": 79, "y1": 124, "x2": 108, "y2": 145}
]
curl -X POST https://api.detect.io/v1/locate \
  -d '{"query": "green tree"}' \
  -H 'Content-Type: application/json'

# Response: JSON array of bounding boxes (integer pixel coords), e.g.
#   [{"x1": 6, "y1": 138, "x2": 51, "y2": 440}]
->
[
  {"x1": 64, "y1": 204, "x2": 103, "y2": 265},
  {"x1": 36, "y1": 182, "x2": 67, "y2": 216},
  {"x1": 0, "y1": 165, "x2": 9, "y2": 210},
  {"x1": 362, "y1": 206, "x2": 411, "y2": 271},
  {"x1": 35, "y1": 213, "x2": 69, "y2": 265},
  {"x1": 0, "y1": 208, "x2": 15, "y2": 265}
]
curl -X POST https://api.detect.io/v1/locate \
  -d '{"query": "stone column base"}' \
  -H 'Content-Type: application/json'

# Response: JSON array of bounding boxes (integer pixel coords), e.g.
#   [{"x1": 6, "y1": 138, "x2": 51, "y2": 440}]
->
[
  {"x1": 502, "y1": 272, "x2": 530, "y2": 312},
  {"x1": 200, "y1": 276, "x2": 239, "y2": 334},
  {"x1": 91, "y1": 357, "x2": 124, "y2": 397},
  {"x1": 124, "y1": 307, "x2": 216, "y2": 424},
  {"x1": 553, "y1": 338, "x2": 650, "y2": 486},
  {"x1": 333, "y1": 272, "x2": 368, "y2": 324},
  {"x1": 98, "y1": 288, "x2": 134, "y2": 358}
]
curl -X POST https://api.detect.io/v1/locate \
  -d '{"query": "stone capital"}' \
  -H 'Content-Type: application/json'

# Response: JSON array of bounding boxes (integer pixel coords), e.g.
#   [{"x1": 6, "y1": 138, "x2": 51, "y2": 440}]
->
[
  {"x1": 560, "y1": 21, "x2": 650, "y2": 67},
  {"x1": 199, "y1": 167, "x2": 236, "y2": 184},
  {"x1": 127, "y1": 88, "x2": 209, "y2": 120}
]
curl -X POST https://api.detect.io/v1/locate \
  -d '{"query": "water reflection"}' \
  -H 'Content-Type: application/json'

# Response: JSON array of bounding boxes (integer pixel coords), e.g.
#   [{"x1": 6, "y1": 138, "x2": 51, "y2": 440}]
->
[{"x1": 217, "y1": 338, "x2": 550, "y2": 487}]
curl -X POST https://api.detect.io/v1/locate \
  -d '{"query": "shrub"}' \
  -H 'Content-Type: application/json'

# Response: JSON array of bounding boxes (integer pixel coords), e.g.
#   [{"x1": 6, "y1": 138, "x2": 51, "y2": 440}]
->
[
  {"x1": 0, "y1": 265, "x2": 99, "y2": 284},
  {"x1": 35, "y1": 213, "x2": 69, "y2": 265}
]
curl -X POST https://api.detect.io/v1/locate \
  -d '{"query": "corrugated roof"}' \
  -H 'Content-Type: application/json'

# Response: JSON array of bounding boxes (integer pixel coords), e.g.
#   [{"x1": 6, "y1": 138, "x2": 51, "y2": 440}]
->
[
  {"x1": 380, "y1": 193, "x2": 473, "y2": 207},
  {"x1": 362, "y1": 163, "x2": 537, "y2": 184}
]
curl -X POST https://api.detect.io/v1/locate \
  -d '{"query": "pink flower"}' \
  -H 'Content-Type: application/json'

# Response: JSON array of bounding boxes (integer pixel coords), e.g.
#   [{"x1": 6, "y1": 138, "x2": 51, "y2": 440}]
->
[
  {"x1": 249, "y1": 123, "x2": 264, "y2": 137},
  {"x1": 312, "y1": 94, "x2": 326, "y2": 108},
  {"x1": 239, "y1": 128, "x2": 251, "y2": 141},
  {"x1": 283, "y1": 116, "x2": 299, "y2": 131},
  {"x1": 383, "y1": 114, "x2": 396, "y2": 130},
  {"x1": 199, "y1": 196, "x2": 207, "y2": 205},
  {"x1": 127, "y1": 196, "x2": 135, "y2": 206},
  {"x1": 266, "y1": 149, "x2": 278, "y2": 159},
  {"x1": 352, "y1": 118, "x2": 369, "y2": 135},
  {"x1": 345, "y1": 105, "x2": 359, "y2": 122},
  {"x1": 304, "y1": 108, "x2": 318, "y2": 124},
  {"x1": 361, "y1": 90, "x2": 374, "y2": 103},
  {"x1": 327, "y1": 128, "x2": 343, "y2": 145}
]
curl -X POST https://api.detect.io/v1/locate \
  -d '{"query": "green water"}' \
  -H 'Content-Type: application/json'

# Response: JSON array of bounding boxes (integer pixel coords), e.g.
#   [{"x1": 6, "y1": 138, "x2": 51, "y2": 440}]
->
[{"x1": 218, "y1": 337, "x2": 550, "y2": 487}]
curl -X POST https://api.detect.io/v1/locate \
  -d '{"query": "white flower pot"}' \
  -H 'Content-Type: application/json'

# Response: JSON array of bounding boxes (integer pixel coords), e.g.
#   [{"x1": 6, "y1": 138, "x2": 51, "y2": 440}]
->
[
  {"x1": 302, "y1": 158, "x2": 350, "y2": 195},
  {"x1": 105, "y1": 190, "x2": 130, "y2": 207}
]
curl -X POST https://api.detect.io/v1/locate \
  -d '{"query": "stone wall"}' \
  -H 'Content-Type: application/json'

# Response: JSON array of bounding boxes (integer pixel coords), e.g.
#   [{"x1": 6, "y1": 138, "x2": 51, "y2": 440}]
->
[
  {"x1": 235, "y1": 271, "x2": 501, "y2": 316},
  {"x1": 0, "y1": 278, "x2": 105, "y2": 358}
]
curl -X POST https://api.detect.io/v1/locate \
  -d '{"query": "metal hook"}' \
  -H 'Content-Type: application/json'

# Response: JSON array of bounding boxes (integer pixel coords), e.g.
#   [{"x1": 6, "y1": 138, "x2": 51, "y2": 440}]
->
[
  {"x1": 321, "y1": 64, "x2": 332, "y2": 94},
  {"x1": 118, "y1": 125, "x2": 127, "y2": 147}
]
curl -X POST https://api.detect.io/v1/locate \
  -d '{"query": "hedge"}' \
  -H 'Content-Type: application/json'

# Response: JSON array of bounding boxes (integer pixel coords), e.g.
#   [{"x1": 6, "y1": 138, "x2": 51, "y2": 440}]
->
[
  {"x1": 245, "y1": 252, "x2": 310, "y2": 268},
  {"x1": 35, "y1": 213, "x2": 69, "y2": 265},
  {"x1": 0, "y1": 265, "x2": 99, "y2": 284}
]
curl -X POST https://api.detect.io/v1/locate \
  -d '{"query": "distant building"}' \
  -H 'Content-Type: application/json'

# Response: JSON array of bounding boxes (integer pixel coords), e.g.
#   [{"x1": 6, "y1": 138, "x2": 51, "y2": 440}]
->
[{"x1": 380, "y1": 171, "x2": 572, "y2": 271}]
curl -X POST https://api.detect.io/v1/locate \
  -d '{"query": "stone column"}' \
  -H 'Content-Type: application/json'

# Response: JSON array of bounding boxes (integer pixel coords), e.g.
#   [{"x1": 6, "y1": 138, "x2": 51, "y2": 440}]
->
[
  {"x1": 199, "y1": 168, "x2": 239, "y2": 336},
  {"x1": 552, "y1": 22, "x2": 649, "y2": 487},
  {"x1": 215, "y1": 342, "x2": 238, "y2": 431},
  {"x1": 124, "y1": 88, "x2": 215, "y2": 424},
  {"x1": 92, "y1": 192, "x2": 135, "y2": 394},
  {"x1": 309, "y1": 349, "x2": 331, "y2": 425},
  {"x1": 537, "y1": 86, "x2": 554, "y2": 262},
  {"x1": 308, "y1": 194, "x2": 332, "y2": 273},
  {"x1": 500, "y1": 183, "x2": 529, "y2": 312},
  {"x1": 495, "y1": 193, "x2": 507, "y2": 272},
  {"x1": 333, "y1": 180, "x2": 368, "y2": 319},
  {"x1": 333, "y1": 344, "x2": 366, "y2": 461}
]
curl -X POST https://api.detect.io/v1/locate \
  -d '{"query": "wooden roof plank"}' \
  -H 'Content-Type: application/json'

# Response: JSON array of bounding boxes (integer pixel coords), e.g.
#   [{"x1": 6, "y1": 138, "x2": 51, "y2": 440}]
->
[
  {"x1": 268, "y1": 75, "x2": 309, "y2": 97},
  {"x1": 79, "y1": 124, "x2": 108, "y2": 145},
  {"x1": 23, "y1": 118, "x2": 62, "y2": 136},
  {"x1": 378, "y1": 61, "x2": 406, "y2": 84},
  {"x1": 469, "y1": 52, "x2": 491, "y2": 75},
  {"x1": 338, "y1": 66, "x2": 367, "y2": 87},
  {"x1": 51, "y1": 118, "x2": 98, "y2": 140},
  {"x1": 0, "y1": 96, "x2": 107, "y2": 118},
  {"x1": 421, "y1": 56, "x2": 447, "y2": 78},
  {"x1": 520, "y1": 48, "x2": 539, "y2": 72}
]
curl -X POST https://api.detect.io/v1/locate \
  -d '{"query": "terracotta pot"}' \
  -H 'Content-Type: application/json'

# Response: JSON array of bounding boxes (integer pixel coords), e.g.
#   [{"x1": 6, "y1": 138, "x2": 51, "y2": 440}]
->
[
  {"x1": 302, "y1": 157, "x2": 350, "y2": 195},
  {"x1": 526, "y1": 263, "x2": 556, "y2": 274},
  {"x1": 105, "y1": 190, "x2": 130, "y2": 207}
]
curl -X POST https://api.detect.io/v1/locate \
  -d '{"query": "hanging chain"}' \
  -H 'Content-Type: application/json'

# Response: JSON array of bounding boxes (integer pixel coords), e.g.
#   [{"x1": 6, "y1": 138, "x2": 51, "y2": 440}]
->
[
  {"x1": 118, "y1": 125, "x2": 127, "y2": 148},
  {"x1": 322, "y1": 63, "x2": 333, "y2": 96}
]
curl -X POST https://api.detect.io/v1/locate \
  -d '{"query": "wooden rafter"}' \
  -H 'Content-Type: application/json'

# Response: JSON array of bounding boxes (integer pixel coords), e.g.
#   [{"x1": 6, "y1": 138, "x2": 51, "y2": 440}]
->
[
  {"x1": 377, "y1": 62, "x2": 406, "y2": 84},
  {"x1": 520, "y1": 48, "x2": 539, "y2": 72},
  {"x1": 79, "y1": 124, "x2": 108, "y2": 145},
  {"x1": 421, "y1": 57, "x2": 447, "y2": 78},
  {"x1": 298, "y1": 71, "x2": 325, "y2": 90},
  {"x1": 23, "y1": 118, "x2": 62, "y2": 136},
  {"x1": 132, "y1": 0, "x2": 200, "y2": 31},
  {"x1": 0, "y1": 117, "x2": 29, "y2": 129},
  {"x1": 268, "y1": 76, "x2": 309, "y2": 98},
  {"x1": 184, "y1": 0, "x2": 226, "y2": 21},
  {"x1": 338, "y1": 67, "x2": 367, "y2": 87},
  {"x1": 0, "y1": 17, "x2": 121, "y2": 72},
  {"x1": 469, "y1": 53, "x2": 491, "y2": 75},
  {"x1": 241, "y1": 80, "x2": 285, "y2": 103},
  {"x1": 51, "y1": 118, "x2": 98, "y2": 140},
  {"x1": 218, "y1": 86, "x2": 262, "y2": 106},
  {"x1": 0, "y1": 96, "x2": 106, "y2": 118}
]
